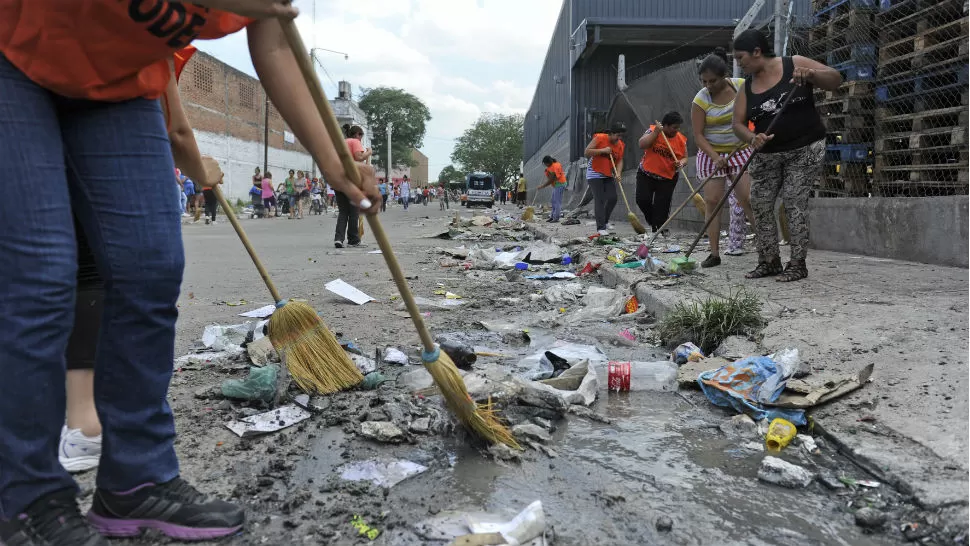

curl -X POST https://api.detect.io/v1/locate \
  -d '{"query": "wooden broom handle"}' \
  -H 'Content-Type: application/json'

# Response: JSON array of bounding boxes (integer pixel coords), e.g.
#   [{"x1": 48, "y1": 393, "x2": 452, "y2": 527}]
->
[
  {"x1": 608, "y1": 155, "x2": 634, "y2": 213},
  {"x1": 212, "y1": 185, "x2": 283, "y2": 303},
  {"x1": 279, "y1": 20, "x2": 436, "y2": 352}
]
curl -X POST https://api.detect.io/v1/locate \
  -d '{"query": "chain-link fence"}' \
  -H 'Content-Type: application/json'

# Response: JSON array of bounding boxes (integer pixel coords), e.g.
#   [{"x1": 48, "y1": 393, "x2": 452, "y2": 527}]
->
[{"x1": 790, "y1": 0, "x2": 969, "y2": 198}]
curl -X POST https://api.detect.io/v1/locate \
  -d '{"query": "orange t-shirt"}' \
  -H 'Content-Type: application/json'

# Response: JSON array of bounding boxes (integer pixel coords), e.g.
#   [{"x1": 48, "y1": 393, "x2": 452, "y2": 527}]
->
[
  {"x1": 640, "y1": 125, "x2": 687, "y2": 180},
  {"x1": 346, "y1": 138, "x2": 365, "y2": 163},
  {"x1": 588, "y1": 133, "x2": 626, "y2": 178},
  {"x1": 0, "y1": 1, "x2": 250, "y2": 101},
  {"x1": 545, "y1": 162, "x2": 567, "y2": 186}
]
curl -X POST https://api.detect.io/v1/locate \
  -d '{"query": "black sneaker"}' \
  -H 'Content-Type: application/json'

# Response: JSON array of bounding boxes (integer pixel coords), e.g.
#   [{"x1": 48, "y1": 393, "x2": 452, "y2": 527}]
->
[
  {"x1": 701, "y1": 254, "x2": 722, "y2": 268},
  {"x1": 0, "y1": 489, "x2": 107, "y2": 546},
  {"x1": 86, "y1": 477, "x2": 244, "y2": 541},
  {"x1": 334, "y1": 241, "x2": 343, "y2": 249}
]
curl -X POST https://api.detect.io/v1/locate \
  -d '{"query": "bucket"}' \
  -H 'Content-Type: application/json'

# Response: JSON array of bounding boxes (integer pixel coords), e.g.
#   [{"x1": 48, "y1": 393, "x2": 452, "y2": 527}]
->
[{"x1": 607, "y1": 361, "x2": 631, "y2": 392}]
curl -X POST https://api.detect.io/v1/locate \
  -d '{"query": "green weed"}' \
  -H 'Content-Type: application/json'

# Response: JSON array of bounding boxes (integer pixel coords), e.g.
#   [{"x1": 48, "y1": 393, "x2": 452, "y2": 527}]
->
[{"x1": 658, "y1": 289, "x2": 764, "y2": 354}]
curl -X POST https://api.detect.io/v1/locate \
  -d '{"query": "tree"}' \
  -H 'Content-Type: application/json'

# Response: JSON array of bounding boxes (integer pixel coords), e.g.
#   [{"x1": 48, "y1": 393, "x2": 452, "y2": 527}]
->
[
  {"x1": 358, "y1": 87, "x2": 431, "y2": 179},
  {"x1": 450, "y1": 113, "x2": 524, "y2": 188},
  {"x1": 437, "y1": 165, "x2": 465, "y2": 187}
]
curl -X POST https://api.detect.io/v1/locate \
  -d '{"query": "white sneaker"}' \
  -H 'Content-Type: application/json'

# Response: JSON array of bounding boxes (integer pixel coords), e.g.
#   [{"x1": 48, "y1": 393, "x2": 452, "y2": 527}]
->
[
  {"x1": 606, "y1": 223, "x2": 615, "y2": 230},
  {"x1": 725, "y1": 248, "x2": 745, "y2": 256},
  {"x1": 59, "y1": 426, "x2": 101, "y2": 473},
  {"x1": 597, "y1": 229, "x2": 610, "y2": 236}
]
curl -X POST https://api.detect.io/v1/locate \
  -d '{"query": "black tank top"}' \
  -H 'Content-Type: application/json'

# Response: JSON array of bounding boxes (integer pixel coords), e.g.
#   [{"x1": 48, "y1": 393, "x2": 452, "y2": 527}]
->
[{"x1": 745, "y1": 57, "x2": 826, "y2": 153}]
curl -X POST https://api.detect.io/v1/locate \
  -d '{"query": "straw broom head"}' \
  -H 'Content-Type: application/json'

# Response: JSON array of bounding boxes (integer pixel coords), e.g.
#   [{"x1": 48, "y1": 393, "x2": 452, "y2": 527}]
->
[
  {"x1": 267, "y1": 300, "x2": 363, "y2": 394},
  {"x1": 627, "y1": 212, "x2": 646, "y2": 234},
  {"x1": 520, "y1": 206, "x2": 535, "y2": 222},
  {"x1": 423, "y1": 346, "x2": 519, "y2": 448}
]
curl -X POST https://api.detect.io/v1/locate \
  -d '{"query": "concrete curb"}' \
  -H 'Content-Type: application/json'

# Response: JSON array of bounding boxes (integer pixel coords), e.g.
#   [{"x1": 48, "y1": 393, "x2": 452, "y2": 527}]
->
[{"x1": 526, "y1": 221, "x2": 969, "y2": 511}]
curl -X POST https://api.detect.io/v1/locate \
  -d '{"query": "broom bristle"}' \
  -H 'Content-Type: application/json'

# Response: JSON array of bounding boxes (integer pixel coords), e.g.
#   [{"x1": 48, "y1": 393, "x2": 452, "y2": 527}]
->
[
  {"x1": 628, "y1": 213, "x2": 646, "y2": 234},
  {"x1": 267, "y1": 300, "x2": 363, "y2": 394},
  {"x1": 424, "y1": 351, "x2": 519, "y2": 448},
  {"x1": 692, "y1": 194, "x2": 707, "y2": 217},
  {"x1": 521, "y1": 206, "x2": 535, "y2": 222}
]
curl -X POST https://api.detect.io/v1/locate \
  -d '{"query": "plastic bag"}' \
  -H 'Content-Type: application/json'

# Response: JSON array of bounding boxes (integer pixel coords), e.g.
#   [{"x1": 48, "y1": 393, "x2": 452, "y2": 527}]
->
[
  {"x1": 221, "y1": 364, "x2": 279, "y2": 403},
  {"x1": 697, "y1": 356, "x2": 806, "y2": 425},
  {"x1": 673, "y1": 342, "x2": 705, "y2": 365}
]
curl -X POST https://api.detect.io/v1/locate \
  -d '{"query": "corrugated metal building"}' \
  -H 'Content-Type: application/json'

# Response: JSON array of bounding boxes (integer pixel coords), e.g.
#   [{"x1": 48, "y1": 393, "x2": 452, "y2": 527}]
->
[{"x1": 523, "y1": 0, "x2": 810, "y2": 188}]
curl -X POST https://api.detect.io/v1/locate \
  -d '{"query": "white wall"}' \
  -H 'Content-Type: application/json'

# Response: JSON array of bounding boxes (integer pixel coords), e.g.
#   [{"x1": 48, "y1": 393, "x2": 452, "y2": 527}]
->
[{"x1": 194, "y1": 130, "x2": 313, "y2": 202}]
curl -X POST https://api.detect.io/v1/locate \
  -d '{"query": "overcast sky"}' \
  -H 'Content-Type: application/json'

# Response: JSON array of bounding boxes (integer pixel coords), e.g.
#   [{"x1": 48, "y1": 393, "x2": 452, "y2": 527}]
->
[{"x1": 194, "y1": 0, "x2": 562, "y2": 179}]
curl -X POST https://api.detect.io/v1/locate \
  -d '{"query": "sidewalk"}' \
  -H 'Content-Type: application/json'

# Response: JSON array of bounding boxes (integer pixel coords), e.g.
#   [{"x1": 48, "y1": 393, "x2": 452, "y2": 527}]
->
[{"x1": 525, "y1": 208, "x2": 969, "y2": 510}]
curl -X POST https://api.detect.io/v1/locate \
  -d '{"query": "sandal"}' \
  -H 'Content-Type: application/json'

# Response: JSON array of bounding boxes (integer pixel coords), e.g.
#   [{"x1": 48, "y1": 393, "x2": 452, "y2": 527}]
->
[
  {"x1": 701, "y1": 255, "x2": 721, "y2": 268},
  {"x1": 776, "y1": 259, "x2": 808, "y2": 283},
  {"x1": 745, "y1": 257, "x2": 783, "y2": 279}
]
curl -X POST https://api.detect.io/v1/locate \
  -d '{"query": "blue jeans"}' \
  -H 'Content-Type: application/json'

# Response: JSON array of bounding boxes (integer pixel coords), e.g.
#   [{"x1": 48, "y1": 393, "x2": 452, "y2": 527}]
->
[
  {"x1": 550, "y1": 185, "x2": 565, "y2": 221},
  {"x1": 0, "y1": 55, "x2": 182, "y2": 517},
  {"x1": 179, "y1": 185, "x2": 188, "y2": 213}
]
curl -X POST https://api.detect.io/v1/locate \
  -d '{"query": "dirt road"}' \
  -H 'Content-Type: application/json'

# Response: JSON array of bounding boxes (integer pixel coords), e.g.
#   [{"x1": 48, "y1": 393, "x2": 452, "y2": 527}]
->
[{"x1": 72, "y1": 201, "x2": 945, "y2": 545}]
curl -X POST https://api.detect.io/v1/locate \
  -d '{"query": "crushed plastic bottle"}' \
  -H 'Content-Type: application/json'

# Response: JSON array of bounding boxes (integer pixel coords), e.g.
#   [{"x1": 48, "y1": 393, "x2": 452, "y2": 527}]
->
[
  {"x1": 607, "y1": 361, "x2": 678, "y2": 392},
  {"x1": 765, "y1": 418, "x2": 798, "y2": 452}
]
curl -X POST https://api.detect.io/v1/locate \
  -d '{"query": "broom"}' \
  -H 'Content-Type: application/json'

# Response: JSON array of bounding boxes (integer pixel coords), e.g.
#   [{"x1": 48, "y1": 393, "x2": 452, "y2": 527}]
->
[
  {"x1": 671, "y1": 88, "x2": 798, "y2": 274},
  {"x1": 358, "y1": 216, "x2": 365, "y2": 240},
  {"x1": 210, "y1": 179, "x2": 363, "y2": 394},
  {"x1": 608, "y1": 156, "x2": 646, "y2": 234},
  {"x1": 279, "y1": 19, "x2": 517, "y2": 448},
  {"x1": 655, "y1": 123, "x2": 707, "y2": 217},
  {"x1": 644, "y1": 143, "x2": 745, "y2": 249},
  {"x1": 521, "y1": 191, "x2": 538, "y2": 222}
]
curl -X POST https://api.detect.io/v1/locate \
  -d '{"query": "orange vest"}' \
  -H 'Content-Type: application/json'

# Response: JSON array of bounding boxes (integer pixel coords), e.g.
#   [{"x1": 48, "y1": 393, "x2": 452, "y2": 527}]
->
[
  {"x1": 589, "y1": 133, "x2": 625, "y2": 177},
  {"x1": 545, "y1": 162, "x2": 567, "y2": 186},
  {"x1": 640, "y1": 126, "x2": 687, "y2": 180},
  {"x1": 0, "y1": 1, "x2": 249, "y2": 101}
]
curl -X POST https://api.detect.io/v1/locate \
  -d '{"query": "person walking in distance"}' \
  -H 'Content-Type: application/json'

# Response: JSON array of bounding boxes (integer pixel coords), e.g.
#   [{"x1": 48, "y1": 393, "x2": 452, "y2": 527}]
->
[
  {"x1": 584, "y1": 122, "x2": 626, "y2": 235},
  {"x1": 284, "y1": 169, "x2": 297, "y2": 218},
  {"x1": 732, "y1": 29, "x2": 841, "y2": 282},
  {"x1": 261, "y1": 171, "x2": 276, "y2": 219},
  {"x1": 292, "y1": 169, "x2": 308, "y2": 219},
  {"x1": 378, "y1": 178, "x2": 389, "y2": 212},
  {"x1": 516, "y1": 173, "x2": 527, "y2": 208},
  {"x1": 635, "y1": 112, "x2": 688, "y2": 235},
  {"x1": 400, "y1": 175, "x2": 411, "y2": 211},
  {"x1": 691, "y1": 48, "x2": 757, "y2": 267},
  {"x1": 537, "y1": 156, "x2": 568, "y2": 223},
  {"x1": 335, "y1": 125, "x2": 370, "y2": 247},
  {"x1": 201, "y1": 178, "x2": 220, "y2": 225}
]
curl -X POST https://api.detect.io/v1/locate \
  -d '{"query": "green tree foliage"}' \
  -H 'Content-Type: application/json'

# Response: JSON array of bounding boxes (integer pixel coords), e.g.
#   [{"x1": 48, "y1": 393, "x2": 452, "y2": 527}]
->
[
  {"x1": 437, "y1": 165, "x2": 465, "y2": 187},
  {"x1": 450, "y1": 113, "x2": 524, "y2": 188},
  {"x1": 358, "y1": 87, "x2": 431, "y2": 178}
]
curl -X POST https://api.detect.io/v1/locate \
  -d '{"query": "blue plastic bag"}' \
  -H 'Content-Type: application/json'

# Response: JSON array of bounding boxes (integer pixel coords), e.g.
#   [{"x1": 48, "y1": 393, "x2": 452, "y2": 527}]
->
[{"x1": 697, "y1": 356, "x2": 806, "y2": 425}]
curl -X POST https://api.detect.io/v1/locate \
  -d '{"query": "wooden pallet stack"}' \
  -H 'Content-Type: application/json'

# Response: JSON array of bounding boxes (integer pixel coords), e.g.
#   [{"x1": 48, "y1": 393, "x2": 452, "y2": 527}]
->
[
  {"x1": 873, "y1": 0, "x2": 969, "y2": 196},
  {"x1": 809, "y1": 0, "x2": 881, "y2": 196}
]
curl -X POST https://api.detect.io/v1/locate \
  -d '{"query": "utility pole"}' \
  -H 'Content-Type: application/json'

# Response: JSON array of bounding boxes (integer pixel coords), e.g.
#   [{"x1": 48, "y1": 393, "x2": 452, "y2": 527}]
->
[
  {"x1": 263, "y1": 93, "x2": 269, "y2": 173},
  {"x1": 386, "y1": 122, "x2": 393, "y2": 186}
]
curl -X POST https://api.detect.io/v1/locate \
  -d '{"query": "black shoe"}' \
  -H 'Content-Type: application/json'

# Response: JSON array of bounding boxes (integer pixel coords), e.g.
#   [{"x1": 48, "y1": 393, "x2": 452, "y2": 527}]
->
[
  {"x1": 0, "y1": 489, "x2": 107, "y2": 546},
  {"x1": 701, "y1": 255, "x2": 721, "y2": 268},
  {"x1": 334, "y1": 241, "x2": 343, "y2": 248},
  {"x1": 87, "y1": 477, "x2": 244, "y2": 541},
  {"x1": 347, "y1": 241, "x2": 363, "y2": 248}
]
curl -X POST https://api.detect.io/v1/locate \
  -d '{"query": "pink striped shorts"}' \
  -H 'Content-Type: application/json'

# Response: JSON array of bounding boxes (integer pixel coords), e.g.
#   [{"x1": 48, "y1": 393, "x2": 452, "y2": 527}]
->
[{"x1": 696, "y1": 147, "x2": 753, "y2": 179}]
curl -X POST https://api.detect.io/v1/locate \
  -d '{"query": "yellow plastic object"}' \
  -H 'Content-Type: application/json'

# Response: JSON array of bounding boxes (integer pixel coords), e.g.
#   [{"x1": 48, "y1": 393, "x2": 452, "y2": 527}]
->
[{"x1": 765, "y1": 418, "x2": 798, "y2": 452}]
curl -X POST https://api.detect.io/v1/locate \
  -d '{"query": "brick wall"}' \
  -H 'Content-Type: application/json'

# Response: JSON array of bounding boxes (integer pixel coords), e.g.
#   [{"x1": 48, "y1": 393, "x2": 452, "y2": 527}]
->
[{"x1": 178, "y1": 51, "x2": 313, "y2": 200}]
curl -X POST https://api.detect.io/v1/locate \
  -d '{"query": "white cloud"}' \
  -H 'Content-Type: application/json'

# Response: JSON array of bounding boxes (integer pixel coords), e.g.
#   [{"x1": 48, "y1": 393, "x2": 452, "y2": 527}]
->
[{"x1": 196, "y1": 0, "x2": 561, "y2": 178}]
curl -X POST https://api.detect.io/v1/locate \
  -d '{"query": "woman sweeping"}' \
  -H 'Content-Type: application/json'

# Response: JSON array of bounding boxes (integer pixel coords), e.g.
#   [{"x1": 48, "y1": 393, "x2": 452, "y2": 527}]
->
[
  {"x1": 691, "y1": 47, "x2": 756, "y2": 267},
  {"x1": 0, "y1": 3, "x2": 379, "y2": 544},
  {"x1": 584, "y1": 122, "x2": 626, "y2": 235},
  {"x1": 537, "y1": 156, "x2": 568, "y2": 222},
  {"x1": 732, "y1": 29, "x2": 841, "y2": 282},
  {"x1": 334, "y1": 125, "x2": 371, "y2": 248},
  {"x1": 635, "y1": 112, "x2": 688, "y2": 235}
]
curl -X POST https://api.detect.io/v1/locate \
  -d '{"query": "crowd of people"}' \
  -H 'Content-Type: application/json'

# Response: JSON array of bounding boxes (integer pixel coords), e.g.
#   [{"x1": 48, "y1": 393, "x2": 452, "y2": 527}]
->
[{"x1": 0, "y1": 0, "x2": 837, "y2": 540}]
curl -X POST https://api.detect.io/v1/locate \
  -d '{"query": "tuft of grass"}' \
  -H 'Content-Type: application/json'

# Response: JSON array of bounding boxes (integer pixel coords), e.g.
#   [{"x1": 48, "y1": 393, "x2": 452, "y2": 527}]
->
[{"x1": 658, "y1": 289, "x2": 764, "y2": 354}]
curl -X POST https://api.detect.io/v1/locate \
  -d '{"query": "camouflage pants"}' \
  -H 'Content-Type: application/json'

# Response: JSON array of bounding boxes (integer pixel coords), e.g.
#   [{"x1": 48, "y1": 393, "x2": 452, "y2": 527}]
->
[{"x1": 748, "y1": 140, "x2": 824, "y2": 262}]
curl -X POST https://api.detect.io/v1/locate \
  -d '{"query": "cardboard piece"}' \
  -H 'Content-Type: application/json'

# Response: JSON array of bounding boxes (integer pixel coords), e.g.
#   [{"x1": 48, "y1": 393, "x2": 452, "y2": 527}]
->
[
  {"x1": 325, "y1": 279, "x2": 375, "y2": 305},
  {"x1": 768, "y1": 363, "x2": 874, "y2": 409}
]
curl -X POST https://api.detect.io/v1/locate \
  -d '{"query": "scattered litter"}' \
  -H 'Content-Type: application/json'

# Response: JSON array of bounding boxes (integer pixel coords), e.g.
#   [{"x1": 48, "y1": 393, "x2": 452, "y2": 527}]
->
[
  {"x1": 719, "y1": 414, "x2": 758, "y2": 438},
  {"x1": 606, "y1": 248, "x2": 629, "y2": 264},
  {"x1": 577, "y1": 262, "x2": 601, "y2": 276},
  {"x1": 771, "y1": 363, "x2": 874, "y2": 409},
  {"x1": 536, "y1": 360, "x2": 599, "y2": 406},
  {"x1": 221, "y1": 364, "x2": 279, "y2": 403},
  {"x1": 564, "y1": 286, "x2": 630, "y2": 324},
  {"x1": 797, "y1": 434, "x2": 819, "y2": 455},
  {"x1": 512, "y1": 423, "x2": 551, "y2": 443},
  {"x1": 351, "y1": 354, "x2": 377, "y2": 374},
  {"x1": 525, "y1": 272, "x2": 576, "y2": 280},
  {"x1": 854, "y1": 507, "x2": 887, "y2": 529},
  {"x1": 202, "y1": 323, "x2": 252, "y2": 351},
  {"x1": 765, "y1": 418, "x2": 797, "y2": 452},
  {"x1": 409, "y1": 296, "x2": 466, "y2": 310},
  {"x1": 246, "y1": 336, "x2": 278, "y2": 366},
  {"x1": 606, "y1": 361, "x2": 678, "y2": 392},
  {"x1": 360, "y1": 421, "x2": 406, "y2": 443},
  {"x1": 225, "y1": 404, "x2": 311, "y2": 437},
  {"x1": 839, "y1": 477, "x2": 881, "y2": 488},
  {"x1": 367, "y1": 250, "x2": 382, "y2": 254},
  {"x1": 383, "y1": 347, "x2": 410, "y2": 365},
  {"x1": 359, "y1": 371, "x2": 386, "y2": 390},
  {"x1": 523, "y1": 241, "x2": 563, "y2": 263},
  {"x1": 339, "y1": 459, "x2": 428, "y2": 488},
  {"x1": 350, "y1": 514, "x2": 381, "y2": 541},
  {"x1": 698, "y1": 356, "x2": 807, "y2": 425},
  {"x1": 326, "y1": 279, "x2": 375, "y2": 305},
  {"x1": 518, "y1": 341, "x2": 607, "y2": 381},
  {"x1": 445, "y1": 292, "x2": 462, "y2": 299},
  {"x1": 466, "y1": 500, "x2": 546, "y2": 546},
  {"x1": 542, "y1": 282, "x2": 585, "y2": 305},
  {"x1": 175, "y1": 348, "x2": 244, "y2": 368},
  {"x1": 238, "y1": 304, "x2": 275, "y2": 318},
  {"x1": 757, "y1": 456, "x2": 815, "y2": 489},
  {"x1": 673, "y1": 342, "x2": 705, "y2": 365},
  {"x1": 622, "y1": 295, "x2": 639, "y2": 314},
  {"x1": 660, "y1": 244, "x2": 682, "y2": 253}
]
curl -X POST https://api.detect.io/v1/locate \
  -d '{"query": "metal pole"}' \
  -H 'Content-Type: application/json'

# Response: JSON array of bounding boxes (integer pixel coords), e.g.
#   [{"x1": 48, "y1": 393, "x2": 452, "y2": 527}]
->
[
  {"x1": 773, "y1": 0, "x2": 784, "y2": 55},
  {"x1": 386, "y1": 121, "x2": 393, "y2": 187},
  {"x1": 310, "y1": 50, "x2": 318, "y2": 180}
]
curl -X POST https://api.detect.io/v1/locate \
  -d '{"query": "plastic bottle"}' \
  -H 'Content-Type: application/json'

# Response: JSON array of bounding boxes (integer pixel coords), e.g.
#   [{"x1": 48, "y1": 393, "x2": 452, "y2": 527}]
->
[
  {"x1": 765, "y1": 418, "x2": 798, "y2": 452},
  {"x1": 606, "y1": 361, "x2": 678, "y2": 392}
]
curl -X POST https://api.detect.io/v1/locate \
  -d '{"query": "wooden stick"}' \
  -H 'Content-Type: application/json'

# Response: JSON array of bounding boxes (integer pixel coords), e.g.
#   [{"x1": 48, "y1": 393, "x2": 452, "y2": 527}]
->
[
  {"x1": 279, "y1": 20, "x2": 435, "y2": 351},
  {"x1": 212, "y1": 185, "x2": 282, "y2": 303},
  {"x1": 608, "y1": 155, "x2": 635, "y2": 214}
]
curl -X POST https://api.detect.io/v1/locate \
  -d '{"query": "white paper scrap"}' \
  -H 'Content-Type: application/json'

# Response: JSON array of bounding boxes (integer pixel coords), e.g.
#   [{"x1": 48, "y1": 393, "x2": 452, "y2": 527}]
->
[
  {"x1": 238, "y1": 304, "x2": 276, "y2": 318},
  {"x1": 325, "y1": 279, "x2": 375, "y2": 305}
]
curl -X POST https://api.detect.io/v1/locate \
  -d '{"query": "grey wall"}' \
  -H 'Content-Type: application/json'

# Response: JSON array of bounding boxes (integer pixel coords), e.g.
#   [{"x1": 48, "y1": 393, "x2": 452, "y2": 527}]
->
[
  {"x1": 809, "y1": 197, "x2": 969, "y2": 267},
  {"x1": 523, "y1": 3, "x2": 571, "y2": 159}
]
